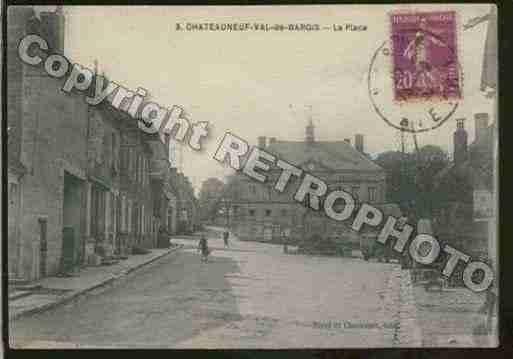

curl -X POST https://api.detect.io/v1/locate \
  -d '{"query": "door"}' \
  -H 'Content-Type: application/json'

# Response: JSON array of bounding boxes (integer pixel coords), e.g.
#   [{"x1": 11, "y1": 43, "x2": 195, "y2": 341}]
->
[{"x1": 62, "y1": 227, "x2": 75, "y2": 273}]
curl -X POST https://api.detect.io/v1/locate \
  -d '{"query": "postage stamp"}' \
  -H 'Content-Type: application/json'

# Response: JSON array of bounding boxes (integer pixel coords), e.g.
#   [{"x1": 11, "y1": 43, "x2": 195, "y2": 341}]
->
[{"x1": 390, "y1": 11, "x2": 461, "y2": 102}]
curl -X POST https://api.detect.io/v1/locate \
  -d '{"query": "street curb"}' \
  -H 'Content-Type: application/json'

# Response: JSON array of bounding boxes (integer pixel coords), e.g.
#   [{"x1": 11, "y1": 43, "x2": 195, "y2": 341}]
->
[{"x1": 9, "y1": 245, "x2": 183, "y2": 322}]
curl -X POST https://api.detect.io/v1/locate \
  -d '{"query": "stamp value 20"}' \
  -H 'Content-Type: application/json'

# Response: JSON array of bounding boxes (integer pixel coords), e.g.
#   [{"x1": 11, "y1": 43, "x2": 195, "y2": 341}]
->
[{"x1": 390, "y1": 11, "x2": 461, "y2": 102}]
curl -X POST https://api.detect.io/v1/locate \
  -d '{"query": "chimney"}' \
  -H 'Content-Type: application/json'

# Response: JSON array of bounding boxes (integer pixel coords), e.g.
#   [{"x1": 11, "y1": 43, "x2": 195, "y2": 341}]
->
[
  {"x1": 269, "y1": 137, "x2": 277, "y2": 146},
  {"x1": 453, "y1": 118, "x2": 468, "y2": 165},
  {"x1": 306, "y1": 119, "x2": 315, "y2": 144},
  {"x1": 474, "y1": 113, "x2": 489, "y2": 143},
  {"x1": 164, "y1": 133, "x2": 171, "y2": 161},
  {"x1": 355, "y1": 134, "x2": 364, "y2": 153},
  {"x1": 344, "y1": 138, "x2": 351, "y2": 144},
  {"x1": 40, "y1": 8, "x2": 65, "y2": 53},
  {"x1": 257, "y1": 136, "x2": 266, "y2": 148}
]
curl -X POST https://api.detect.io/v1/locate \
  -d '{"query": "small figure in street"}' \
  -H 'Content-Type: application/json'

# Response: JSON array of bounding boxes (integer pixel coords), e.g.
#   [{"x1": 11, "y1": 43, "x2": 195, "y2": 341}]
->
[
  {"x1": 198, "y1": 234, "x2": 210, "y2": 263},
  {"x1": 223, "y1": 230, "x2": 230, "y2": 248},
  {"x1": 158, "y1": 225, "x2": 169, "y2": 249}
]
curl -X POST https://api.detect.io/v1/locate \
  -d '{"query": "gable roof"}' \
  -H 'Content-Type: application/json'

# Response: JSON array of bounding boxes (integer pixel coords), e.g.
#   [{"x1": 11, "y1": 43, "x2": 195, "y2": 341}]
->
[{"x1": 266, "y1": 140, "x2": 383, "y2": 172}]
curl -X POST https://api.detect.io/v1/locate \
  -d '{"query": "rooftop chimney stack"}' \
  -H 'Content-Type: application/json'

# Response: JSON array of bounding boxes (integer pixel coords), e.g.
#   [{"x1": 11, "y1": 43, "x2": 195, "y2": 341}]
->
[
  {"x1": 305, "y1": 119, "x2": 315, "y2": 144},
  {"x1": 269, "y1": 137, "x2": 277, "y2": 146},
  {"x1": 257, "y1": 136, "x2": 266, "y2": 149},
  {"x1": 355, "y1": 134, "x2": 364, "y2": 153},
  {"x1": 474, "y1": 113, "x2": 489, "y2": 143},
  {"x1": 344, "y1": 138, "x2": 351, "y2": 144},
  {"x1": 454, "y1": 118, "x2": 468, "y2": 165}
]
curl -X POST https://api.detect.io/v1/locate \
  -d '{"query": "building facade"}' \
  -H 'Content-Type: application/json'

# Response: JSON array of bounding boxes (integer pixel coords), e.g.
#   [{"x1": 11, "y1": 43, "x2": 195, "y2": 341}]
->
[
  {"x1": 8, "y1": 7, "x2": 89, "y2": 280},
  {"x1": 7, "y1": 6, "x2": 197, "y2": 281},
  {"x1": 227, "y1": 122, "x2": 388, "y2": 249}
]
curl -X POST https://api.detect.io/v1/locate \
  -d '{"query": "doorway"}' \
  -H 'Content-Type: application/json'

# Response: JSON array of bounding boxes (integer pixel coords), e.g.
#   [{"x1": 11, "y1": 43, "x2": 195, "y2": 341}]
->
[{"x1": 62, "y1": 173, "x2": 84, "y2": 273}]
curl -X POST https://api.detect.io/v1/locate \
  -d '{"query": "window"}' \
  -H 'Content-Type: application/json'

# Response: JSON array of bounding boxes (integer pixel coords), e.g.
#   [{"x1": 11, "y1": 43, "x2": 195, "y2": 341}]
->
[
  {"x1": 145, "y1": 158, "x2": 149, "y2": 186},
  {"x1": 141, "y1": 158, "x2": 144, "y2": 185},
  {"x1": 141, "y1": 205, "x2": 145, "y2": 235},
  {"x1": 250, "y1": 185, "x2": 257, "y2": 195},
  {"x1": 249, "y1": 209, "x2": 255, "y2": 216},
  {"x1": 116, "y1": 196, "x2": 122, "y2": 232},
  {"x1": 281, "y1": 209, "x2": 287, "y2": 216},
  {"x1": 132, "y1": 203, "x2": 139, "y2": 236},
  {"x1": 126, "y1": 200, "x2": 134, "y2": 233},
  {"x1": 368, "y1": 187, "x2": 377, "y2": 202},
  {"x1": 9, "y1": 183, "x2": 17, "y2": 204},
  {"x1": 121, "y1": 147, "x2": 128, "y2": 174},
  {"x1": 127, "y1": 148, "x2": 134, "y2": 179},
  {"x1": 167, "y1": 206, "x2": 173, "y2": 232},
  {"x1": 91, "y1": 186, "x2": 105, "y2": 239},
  {"x1": 265, "y1": 209, "x2": 272, "y2": 217},
  {"x1": 103, "y1": 134, "x2": 111, "y2": 167},
  {"x1": 142, "y1": 157, "x2": 146, "y2": 185},
  {"x1": 131, "y1": 150, "x2": 137, "y2": 181},
  {"x1": 135, "y1": 155, "x2": 140, "y2": 183},
  {"x1": 110, "y1": 193, "x2": 116, "y2": 232},
  {"x1": 111, "y1": 133, "x2": 117, "y2": 171}
]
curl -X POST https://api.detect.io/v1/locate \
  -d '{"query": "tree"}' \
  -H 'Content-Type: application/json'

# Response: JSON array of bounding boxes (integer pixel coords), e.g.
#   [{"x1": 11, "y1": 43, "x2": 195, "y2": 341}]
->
[
  {"x1": 374, "y1": 150, "x2": 416, "y2": 209},
  {"x1": 198, "y1": 177, "x2": 225, "y2": 222},
  {"x1": 374, "y1": 145, "x2": 449, "y2": 218}
]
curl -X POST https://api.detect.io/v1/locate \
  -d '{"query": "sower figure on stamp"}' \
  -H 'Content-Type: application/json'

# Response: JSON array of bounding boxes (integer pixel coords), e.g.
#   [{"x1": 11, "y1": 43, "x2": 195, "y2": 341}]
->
[
  {"x1": 197, "y1": 234, "x2": 210, "y2": 263},
  {"x1": 403, "y1": 17, "x2": 448, "y2": 95}
]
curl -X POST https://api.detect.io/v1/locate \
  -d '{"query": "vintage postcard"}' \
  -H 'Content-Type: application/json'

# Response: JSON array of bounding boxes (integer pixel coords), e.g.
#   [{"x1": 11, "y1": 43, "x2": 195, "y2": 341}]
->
[{"x1": 5, "y1": 4, "x2": 498, "y2": 349}]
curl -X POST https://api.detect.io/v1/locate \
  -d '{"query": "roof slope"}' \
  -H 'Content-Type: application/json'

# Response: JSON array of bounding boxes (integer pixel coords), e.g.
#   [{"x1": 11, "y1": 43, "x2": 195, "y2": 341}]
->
[{"x1": 266, "y1": 140, "x2": 383, "y2": 172}]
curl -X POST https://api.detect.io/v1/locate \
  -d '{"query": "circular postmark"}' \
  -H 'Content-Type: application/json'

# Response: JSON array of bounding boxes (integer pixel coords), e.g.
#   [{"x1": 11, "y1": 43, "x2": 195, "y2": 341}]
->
[{"x1": 368, "y1": 14, "x2": 464, "y2": 133}]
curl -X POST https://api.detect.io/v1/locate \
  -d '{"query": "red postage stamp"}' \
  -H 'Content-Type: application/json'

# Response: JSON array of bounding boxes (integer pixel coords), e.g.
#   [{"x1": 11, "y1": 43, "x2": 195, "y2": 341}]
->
[{"x1": 390, "y1": 11, "x2": 461, "y2": 102}]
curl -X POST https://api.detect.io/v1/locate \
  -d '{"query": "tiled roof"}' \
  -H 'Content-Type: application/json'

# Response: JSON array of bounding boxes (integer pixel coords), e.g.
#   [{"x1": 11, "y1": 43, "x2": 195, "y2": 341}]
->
[{"x1": 266, "y1": 140, "x2": 384, "y2": 172}]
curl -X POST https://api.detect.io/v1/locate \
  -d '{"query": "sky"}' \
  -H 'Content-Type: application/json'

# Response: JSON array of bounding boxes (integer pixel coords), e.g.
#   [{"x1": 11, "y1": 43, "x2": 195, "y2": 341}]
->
[{"x1": 34, "y1": 5, "x2": 494, "y2": 192}]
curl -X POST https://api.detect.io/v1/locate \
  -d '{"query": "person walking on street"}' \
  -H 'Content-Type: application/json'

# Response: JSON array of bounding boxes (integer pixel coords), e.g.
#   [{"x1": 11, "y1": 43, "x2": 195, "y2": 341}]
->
[
  {"x1": 223, "y1": 231, "x2": 230, "y2": 248},
  {"x1": 198, "y1": 234, "x2": 210, "y2": 263}
]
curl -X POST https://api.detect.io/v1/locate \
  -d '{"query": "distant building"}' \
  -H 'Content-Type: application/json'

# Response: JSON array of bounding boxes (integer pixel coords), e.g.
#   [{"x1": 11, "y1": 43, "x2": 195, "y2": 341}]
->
[
  {"x1": 174, "y1": 173, "x2": 199, "y2": 234},
  {"x1": 198, "y1": 177, "x2": 225, "y2": 222},
  {"x1": 227, "y1": 121, "x2": 389, "y2": 248},
  {"x1": 7, "y1": 7, "x2": 89, "y2": 280}
]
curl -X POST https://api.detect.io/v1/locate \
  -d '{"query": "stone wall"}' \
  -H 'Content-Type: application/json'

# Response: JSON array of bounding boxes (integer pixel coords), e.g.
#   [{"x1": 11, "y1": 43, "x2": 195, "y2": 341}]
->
[{"x1": 17, "y1": 70, "x2": 89, "y2": 280}]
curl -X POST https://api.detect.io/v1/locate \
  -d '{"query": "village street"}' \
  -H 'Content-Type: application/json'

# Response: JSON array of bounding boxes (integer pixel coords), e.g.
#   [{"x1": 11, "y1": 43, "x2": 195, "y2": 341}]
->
[{"x1": 10, "y1": 229, "x2": 418, "y2": 348}]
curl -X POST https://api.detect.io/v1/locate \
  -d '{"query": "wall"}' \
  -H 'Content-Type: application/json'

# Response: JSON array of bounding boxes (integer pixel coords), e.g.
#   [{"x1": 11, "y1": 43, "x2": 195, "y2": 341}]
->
[{"x1": 17, "y1": 71, "x2": 88, "y2": 280}]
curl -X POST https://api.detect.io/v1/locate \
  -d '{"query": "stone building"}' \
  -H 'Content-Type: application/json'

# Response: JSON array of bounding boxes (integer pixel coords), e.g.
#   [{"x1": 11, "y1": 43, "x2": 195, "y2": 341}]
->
[
  {"x1": 7, "y1": 6, "x2": 196, "y2": 281},
  {"x1": 84, "y1": 104, "x2": 123, "y2": 263},
  {"x1": 7, "y1": 7, "x2": 89, "y2": 280},
  {"x1": 116, "y1": 111, "x2": 156, "y2": 251},
  {"x1": 227, "y1": 121, "x2": 388, "y2": 249}
]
